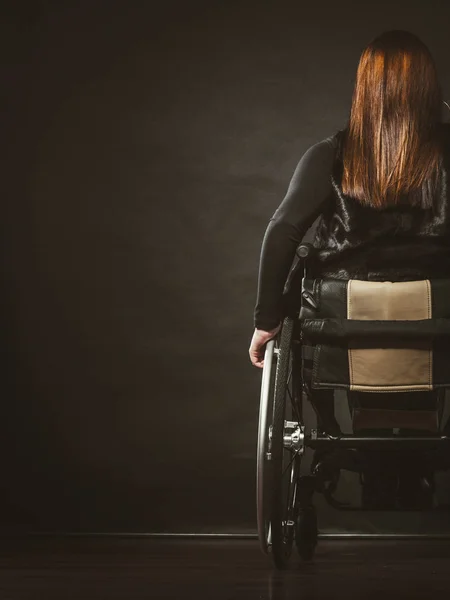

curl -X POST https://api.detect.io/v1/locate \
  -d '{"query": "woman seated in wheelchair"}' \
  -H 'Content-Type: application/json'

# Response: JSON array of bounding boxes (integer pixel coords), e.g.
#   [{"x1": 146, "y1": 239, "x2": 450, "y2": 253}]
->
[{"x1": 250, "y1": 29, "x2": 450, "y2": 511}]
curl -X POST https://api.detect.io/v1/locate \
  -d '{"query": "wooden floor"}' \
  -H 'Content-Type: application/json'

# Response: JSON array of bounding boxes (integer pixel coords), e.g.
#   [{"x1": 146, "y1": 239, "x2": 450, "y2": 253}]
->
[{"x1": 0, "y1": 537, "x2": 449, "y2": 598}]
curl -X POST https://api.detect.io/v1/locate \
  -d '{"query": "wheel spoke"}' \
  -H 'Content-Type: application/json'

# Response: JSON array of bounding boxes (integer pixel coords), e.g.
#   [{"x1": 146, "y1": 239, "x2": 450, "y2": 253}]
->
[
  {"x1": 286, "y1": 384, "x2": 301, "y2": 423},
  {"x1": 286, "y1": 456, "x2": 299, "y2": 514},
  {"x1": 286, "y1": 361, "x2": 302, "y2": 423},
  {"x1": 282, "y1": 448, "x2": 301, "y2": 478}
]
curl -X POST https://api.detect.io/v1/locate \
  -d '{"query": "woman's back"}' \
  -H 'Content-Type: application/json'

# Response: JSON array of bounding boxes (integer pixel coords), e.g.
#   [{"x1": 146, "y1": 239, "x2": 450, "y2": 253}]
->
[{"x1": 312, "y1": 122, "x2": 450, "y2": 281}]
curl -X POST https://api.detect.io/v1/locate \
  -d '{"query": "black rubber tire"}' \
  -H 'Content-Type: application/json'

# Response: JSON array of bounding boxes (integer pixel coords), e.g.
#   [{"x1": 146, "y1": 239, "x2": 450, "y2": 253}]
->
[
  {"x1": 295, "y1": 507, "x2": 318, "y2": 561},
  {"x1": 270, "y1": 316, "x2": 297, "y2": 569}
]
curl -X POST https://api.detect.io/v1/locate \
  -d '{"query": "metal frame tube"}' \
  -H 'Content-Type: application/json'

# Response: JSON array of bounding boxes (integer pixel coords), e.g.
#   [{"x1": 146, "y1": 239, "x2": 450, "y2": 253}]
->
[{"x1": 305, "y1": 432, "x2": 450, "y2": 450}]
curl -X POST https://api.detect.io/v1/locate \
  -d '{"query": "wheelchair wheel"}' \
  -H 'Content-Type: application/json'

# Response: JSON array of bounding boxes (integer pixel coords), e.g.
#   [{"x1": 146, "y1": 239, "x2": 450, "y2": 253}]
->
[{"x1": 256, "y1": 316, "x2": 304, "y2": 569}]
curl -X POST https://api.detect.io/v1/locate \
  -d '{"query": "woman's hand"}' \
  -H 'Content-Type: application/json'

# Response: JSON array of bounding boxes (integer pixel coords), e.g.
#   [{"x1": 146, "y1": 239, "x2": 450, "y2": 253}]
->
[{"x1": 249, "y1": 324, "x2": 281, "y2": 368}]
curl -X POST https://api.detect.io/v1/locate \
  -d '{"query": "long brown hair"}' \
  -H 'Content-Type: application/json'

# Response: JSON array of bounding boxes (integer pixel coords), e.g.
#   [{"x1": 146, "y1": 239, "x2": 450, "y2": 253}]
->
[{"x1": 342, "y1": 30, "x2": 444, "y2": 209}]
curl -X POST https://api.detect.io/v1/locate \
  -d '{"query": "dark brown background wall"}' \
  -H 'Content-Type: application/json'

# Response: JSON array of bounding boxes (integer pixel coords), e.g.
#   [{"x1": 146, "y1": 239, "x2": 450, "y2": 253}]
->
[{"x1": 3, "y1": 0, "x2": 450, "y2": 533}]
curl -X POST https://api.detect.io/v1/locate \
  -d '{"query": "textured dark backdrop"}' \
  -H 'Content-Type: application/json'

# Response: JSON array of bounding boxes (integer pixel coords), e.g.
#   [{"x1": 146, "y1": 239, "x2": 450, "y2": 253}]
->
[{"x1": 3, "y1": 0, "x2": 450, "y2": 533}]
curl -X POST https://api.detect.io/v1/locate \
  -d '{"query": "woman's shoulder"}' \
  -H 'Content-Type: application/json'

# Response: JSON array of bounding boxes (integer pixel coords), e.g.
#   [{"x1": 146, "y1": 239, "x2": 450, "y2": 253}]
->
[
  {"x1": 290, "y1": 129, "x2": 346, "y2": 181},
  {"x1": 311, "y1": 132, "x2": 340, "y2": 151},
  {"x1": 309, "y1": 129, "x2": 346, "y2": 161},
  {"x1": 291, "y1": 135, "x2": 337, "y2": 181},
  {"x1": 299, "y1": 132, "x2": 339, "y2": 164},
  {"x1": 299, "y1": 130, "x2": 344, "y2": 172}
]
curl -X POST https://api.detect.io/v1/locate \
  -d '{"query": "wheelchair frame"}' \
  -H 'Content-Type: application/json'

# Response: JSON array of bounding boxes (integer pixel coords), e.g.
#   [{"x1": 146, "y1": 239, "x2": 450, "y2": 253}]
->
[{"x1": 256, "y1": 244, "x2": 450, "y2": 569}]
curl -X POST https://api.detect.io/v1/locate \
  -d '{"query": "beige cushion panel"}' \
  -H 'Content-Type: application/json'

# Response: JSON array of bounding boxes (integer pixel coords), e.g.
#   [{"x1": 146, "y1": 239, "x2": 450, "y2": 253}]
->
[
  {"x1": 348, "y1": 279, "x2": 431, "y2": 321},
  {"x1": 347, "y1": 280, "x2": 432, "y2": 392}
]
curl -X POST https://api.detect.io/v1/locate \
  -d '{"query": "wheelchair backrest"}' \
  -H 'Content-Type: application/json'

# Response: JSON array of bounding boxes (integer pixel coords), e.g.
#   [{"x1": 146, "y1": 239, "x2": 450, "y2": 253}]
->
[{"x1": 300, "y1": 278, "x2": 450, "y2": 393}]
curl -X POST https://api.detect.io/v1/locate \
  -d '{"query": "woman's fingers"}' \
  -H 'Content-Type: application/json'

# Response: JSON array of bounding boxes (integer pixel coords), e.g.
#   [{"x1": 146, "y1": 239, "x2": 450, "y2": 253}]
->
[
  {"x1": 249, "y1": 326, "x2": 280, "y2": 368},
  {"x1": 249, "y1": 332, "x2": 263, "y2": 368},
  {"x1": 249, "y1": 342, "x2": 264, "y2": 368}
]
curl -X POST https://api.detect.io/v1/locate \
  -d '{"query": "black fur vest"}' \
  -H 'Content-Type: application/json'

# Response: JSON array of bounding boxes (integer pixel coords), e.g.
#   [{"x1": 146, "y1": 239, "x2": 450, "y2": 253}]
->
[{"x1": 312, "y1": 123, "x2": 450, "y2": 281}]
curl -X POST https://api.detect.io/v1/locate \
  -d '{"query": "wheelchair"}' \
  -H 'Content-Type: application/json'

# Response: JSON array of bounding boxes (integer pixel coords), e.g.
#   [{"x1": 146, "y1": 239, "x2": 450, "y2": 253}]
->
[{"x1": 256, "y1": 243, "x2": 450, "y2": 568}]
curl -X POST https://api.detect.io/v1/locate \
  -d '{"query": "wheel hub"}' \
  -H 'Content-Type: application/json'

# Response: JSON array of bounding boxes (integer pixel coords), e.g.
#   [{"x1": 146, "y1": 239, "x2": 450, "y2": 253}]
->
[{"x1": 283, "y1": 422, "x2": 305, "y2": 454}]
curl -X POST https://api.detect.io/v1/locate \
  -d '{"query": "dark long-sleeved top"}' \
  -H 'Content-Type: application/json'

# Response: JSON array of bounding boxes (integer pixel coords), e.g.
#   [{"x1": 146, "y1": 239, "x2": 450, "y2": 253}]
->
[{"x1": 254, "y1": 136, "x2": 336, "y2": 330}]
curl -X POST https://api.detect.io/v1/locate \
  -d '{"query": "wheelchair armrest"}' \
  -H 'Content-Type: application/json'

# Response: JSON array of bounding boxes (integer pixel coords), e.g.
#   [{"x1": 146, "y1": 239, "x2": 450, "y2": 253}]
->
[{"x1": 283, "y1": 244, "x2": 317, "y2": 313}]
